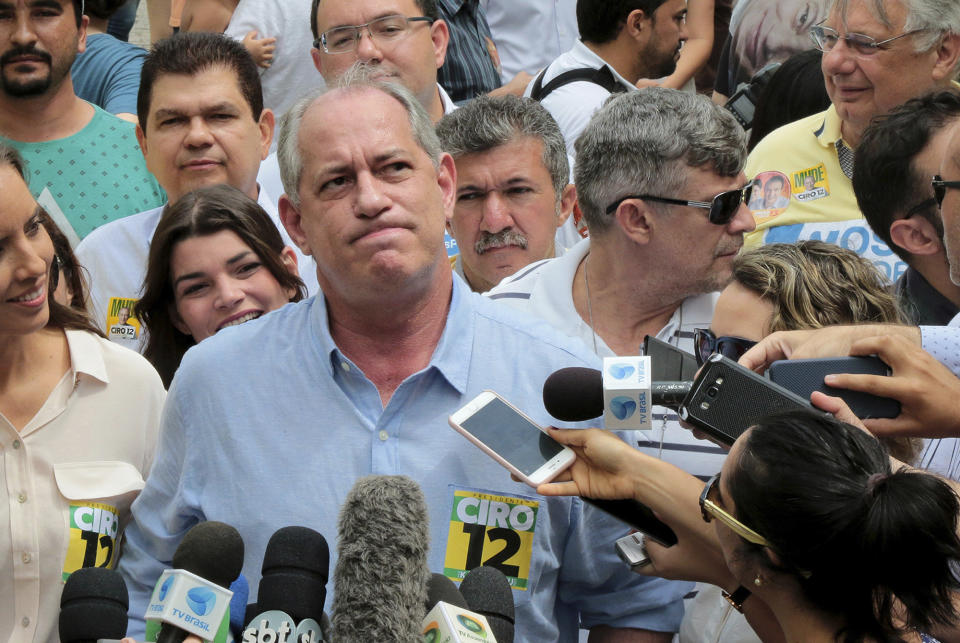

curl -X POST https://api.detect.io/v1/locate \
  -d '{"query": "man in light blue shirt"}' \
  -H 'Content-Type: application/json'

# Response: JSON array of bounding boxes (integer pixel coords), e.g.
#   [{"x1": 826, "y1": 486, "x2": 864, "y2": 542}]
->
[{"x1": 117, "y1": 74, "x2": 688, "y2": 640}]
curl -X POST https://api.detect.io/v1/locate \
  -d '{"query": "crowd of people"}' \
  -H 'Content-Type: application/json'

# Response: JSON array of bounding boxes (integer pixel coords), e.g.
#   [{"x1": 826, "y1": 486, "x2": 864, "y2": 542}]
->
[{"x1": 3, "y1": 0, "x2": 960, "y2": 641}]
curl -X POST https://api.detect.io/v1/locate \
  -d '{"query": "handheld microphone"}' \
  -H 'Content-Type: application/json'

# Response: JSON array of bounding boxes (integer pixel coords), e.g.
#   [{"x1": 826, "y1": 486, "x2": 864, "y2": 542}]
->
[
  {"x1": 59, "y1": 567, "x2": 129, "y2": 643},
  {"x1": 542, "y1": 367, "x2": 680, "y2": 547},
  {"x1": 425, "y1": 573, "x2": 467, "y2": 611},
  {"x1": 242, "y1": 526, "x2": 330, "y2": 643},
  {"x1": 422, "y1": 573, "x2": 498, "y2": 643},
  {"x1": 331, "y1": 475, "x2": 431, "y2": 643},
  {"x1": 459, "y1": 566, "x2": 515, "y2": 643},
  {"x1": 144, "y1": 521, "x2": 244, "y2": 643}
]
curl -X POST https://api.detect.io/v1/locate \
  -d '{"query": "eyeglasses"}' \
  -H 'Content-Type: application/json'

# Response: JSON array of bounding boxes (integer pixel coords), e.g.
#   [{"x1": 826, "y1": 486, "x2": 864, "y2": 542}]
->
[
  {"x1": 694, "y1": 328, "x2": 757, "y2": 366},
  {"x1": 809, "y1": 23, "x2": 925, "y2": 57},
  {"x1": 316, "y1": 15, "x2": 434, "y2": 54},
  {"x1": 933, "y1": 175, "x2": 960, "y2": 209},
  {"x1": 700, "y1": 473, "x2": 772, "y2": 547},
  {"x1": 605, "y1": 184, "x2": 753, "y2": 226}
]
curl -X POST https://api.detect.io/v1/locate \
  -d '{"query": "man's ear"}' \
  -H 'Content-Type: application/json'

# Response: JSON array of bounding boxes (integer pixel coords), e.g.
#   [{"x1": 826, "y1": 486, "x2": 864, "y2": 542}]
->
[
  {"x1": 556, "y1": 184, "x2": 577, "y2": 227},
  {"x1": 278, "y1": 195, "x2": 313, "y2": 257},
  {"x1": 77, "y1": 14, "x2": 89, "y2": 54},
  {"x1": 931, "y1": 33, "x2": 960, "y2": 83},
  {"x1": 624, "y1": 8, "x2": 649, "y2": 40},
  {"x1": 437, "y1": 152, "x2": 457, "y2": 218},
  {"x1": 257, "y1": 109, "x2": 275, "y2": 160},
  {"x1": 431, "y1": 18, "x2": 451, "y2": 70},
  {"x1": 890, "y1": 216, "x2": 943, "y2": 256},
  {"x1": 311, "y1": 46, "x2": 325, "y2": 76},
  {"x1": 135, "y1": 123, "x2": 149, "y2": 161},
  {"x1": 613, "y1": 198, "x2": 654, "y2": 245}
]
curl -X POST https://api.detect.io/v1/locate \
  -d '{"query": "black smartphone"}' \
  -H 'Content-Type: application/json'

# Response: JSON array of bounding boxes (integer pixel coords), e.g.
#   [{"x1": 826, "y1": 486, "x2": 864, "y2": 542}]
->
[
  {"x1": 768, "y1": 356, "x2": 900, "y2": 419},
  {"x1": 678, "y1": 354, "x2": 816, "y2": 446},
  {"x1": 642, "y1": 335, "x2": 699, "y2": 381}
]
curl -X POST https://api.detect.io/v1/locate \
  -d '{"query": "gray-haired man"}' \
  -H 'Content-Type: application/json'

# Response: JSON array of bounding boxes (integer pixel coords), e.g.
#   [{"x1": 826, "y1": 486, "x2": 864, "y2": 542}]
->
[{"x1": 437, "y1": 95, "x2": 576, "y2": 292}]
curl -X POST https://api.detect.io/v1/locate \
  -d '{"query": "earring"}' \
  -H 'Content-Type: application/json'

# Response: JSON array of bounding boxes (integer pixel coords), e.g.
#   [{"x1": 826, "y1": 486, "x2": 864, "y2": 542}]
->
[{"x1": 754, "y1": 573, "x2": 763, "y2": 587}]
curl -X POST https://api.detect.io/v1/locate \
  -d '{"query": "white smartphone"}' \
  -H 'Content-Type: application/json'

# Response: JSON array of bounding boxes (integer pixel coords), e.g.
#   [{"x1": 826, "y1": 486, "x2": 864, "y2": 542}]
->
[{"x1": 448, "y1": 391, "x2": 576, "y2": 487}]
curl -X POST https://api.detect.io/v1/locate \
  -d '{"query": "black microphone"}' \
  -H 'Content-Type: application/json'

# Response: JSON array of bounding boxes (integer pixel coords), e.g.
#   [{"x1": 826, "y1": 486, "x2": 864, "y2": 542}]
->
[
  {"x1": 243, "y1": 526, "x2": 330, "y2": 642},
  {"x1": 59, "y1": 567, "x2": 128, "y2": 643},
  {"x1": 542, "y1": 367, "x2": 680, "y2": 547},
  {"x1": 459, "y1": 566, "x2": 515, "y2": 643},
  {"x1": 331, "y1": 475, "x2": 431, "y2": 642},
  {"x1": 426, "y1": 573, "x2": 468, "y2": 611}
]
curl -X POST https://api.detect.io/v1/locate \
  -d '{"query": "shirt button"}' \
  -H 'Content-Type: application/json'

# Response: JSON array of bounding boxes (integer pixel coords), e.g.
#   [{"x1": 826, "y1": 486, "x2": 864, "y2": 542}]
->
[
  {"x1": 17, "y1": 493, "x2": 26, "y2": 503},
  {"x1": 12, "y1": 439, "x2": 21, "y2": 449},
  {"x1": 378, "y1": 430, "x2": 389, "y2": 441},
  {"x1": 341, "y1": 361, "x2": 351, "y2": 372},
  {"x1": 21, "y1": 617, "x2": 29, "y2": 627},
  {"x1": 21, "y1": 552, "x2": 30, "y2": 563}
]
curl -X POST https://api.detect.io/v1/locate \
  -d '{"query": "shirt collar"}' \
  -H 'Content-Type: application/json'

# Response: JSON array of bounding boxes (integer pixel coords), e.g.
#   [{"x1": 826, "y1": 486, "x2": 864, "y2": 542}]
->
[
  {"x1": 309, "y1": 274, "x2": 474, "y2": 394},
  {"x1": 569, "y1": 41, "x2": 637, "y2": 91},
  {"x1": 814, "y1": 105, "x2": 844, "y2": 148},
  {"x1": 65, "y1": 329, "x2": 109, "y2": 384},
  {"x1": 438, "y1": 0, "x2": 473, "y2": 12}
]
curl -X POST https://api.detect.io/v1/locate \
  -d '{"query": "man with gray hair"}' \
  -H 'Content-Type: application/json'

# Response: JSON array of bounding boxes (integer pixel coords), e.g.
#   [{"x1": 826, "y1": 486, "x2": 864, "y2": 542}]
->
[
  {"x1": 489, "y1": 88, "x2": 756, "y2": 480},
  {"x1": 437, "y1": 95, "x2": 576, "y2": 292},
  {"x1": 117, "y1": 71, "x2": 690, "y2": 640}
]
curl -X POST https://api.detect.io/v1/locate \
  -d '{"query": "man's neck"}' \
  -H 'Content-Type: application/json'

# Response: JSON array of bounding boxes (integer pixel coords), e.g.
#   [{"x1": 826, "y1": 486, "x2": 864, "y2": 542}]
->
[
  {"x1": 427, "y1": 84, "x2": 445, "y2": 123},
  {"x1": 582, "y1": 39, "x2": 641, "y2": 84},
  {"x1": 0, "y1": 80, "x2": 94, "y2": 142},
  {"x1": 911, "y1": 253, "x2": 960, "y2": 310},
  {"x1": 571, "y1": 240, "x2": 686, "y2": 356},
  {"x1": 324, "y1": 267, "x2": 454, "y2": 406}
]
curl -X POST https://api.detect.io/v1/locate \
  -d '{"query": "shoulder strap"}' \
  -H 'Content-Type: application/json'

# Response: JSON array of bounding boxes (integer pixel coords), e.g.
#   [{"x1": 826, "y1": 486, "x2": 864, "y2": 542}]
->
[{"x1": 530, "y1": 65, "x2": 630, "y2": 102}]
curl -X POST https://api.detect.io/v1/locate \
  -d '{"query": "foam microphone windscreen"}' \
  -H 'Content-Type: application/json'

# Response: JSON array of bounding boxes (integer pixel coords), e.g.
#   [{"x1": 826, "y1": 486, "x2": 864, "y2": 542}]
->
[
  {"x1": 172, "y1": 521, "x2": 245, "y2": 588},
  {"x1": 257, "y1": 526, "x2": 330, "y2": 622},
  {"x1": 59, "y1": 567, "x2": 129, "y2": 643},
  {"x1": 425, "y1": 572, "x2": 468, "y2": 611},
  {"x1": 331, "y1": 475, "x2": 431, "y2": 643},
  {"x1": 543, "y1": 367, "x2": 604, "y2": 421},
  {"x1": 460, "y1": 566, "x2": 515, "y2": 643}
]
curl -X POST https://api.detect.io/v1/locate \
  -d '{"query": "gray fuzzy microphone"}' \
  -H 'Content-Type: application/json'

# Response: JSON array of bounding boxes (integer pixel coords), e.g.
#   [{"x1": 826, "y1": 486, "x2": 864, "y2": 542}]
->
[{"x1": 331, "y1": 475, "x2": 431, "y2": 642}]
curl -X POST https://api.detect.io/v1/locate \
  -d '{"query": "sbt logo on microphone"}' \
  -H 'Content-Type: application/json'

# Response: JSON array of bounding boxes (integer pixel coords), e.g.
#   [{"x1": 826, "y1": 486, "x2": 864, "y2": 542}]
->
[
  {"x1": 144, "y1": 568, "x2": 233, "y2": 639},
  {"x1": 602, "y1": 356, "x2": 652, "y2": 430},
  {"x1": 242, "y1": 612, "x2": 324, "y2": 643}
]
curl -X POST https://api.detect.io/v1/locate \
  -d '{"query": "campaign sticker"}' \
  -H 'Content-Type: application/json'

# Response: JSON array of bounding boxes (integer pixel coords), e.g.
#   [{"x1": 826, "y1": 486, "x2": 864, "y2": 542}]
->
[
  {"x1": 106, "y1": 296, "x2": 141, "y2": 342},
  {"x1": 749, "y1": 171, "x2": 792, "y2": 222},
  {"x1": 62, "y1": 501, "x2": 120, "y2": 580},
  {"x1": 443, "y1": 487, "x2": 538, "y2": 590},
  {"x1": 792, "y1": 163, "x2": 831, "y2": 203}
]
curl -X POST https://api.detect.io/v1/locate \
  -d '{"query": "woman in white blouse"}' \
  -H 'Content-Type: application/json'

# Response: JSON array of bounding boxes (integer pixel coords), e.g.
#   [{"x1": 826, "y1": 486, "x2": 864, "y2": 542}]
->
[{"x1": 0, "y1": 144, "x2": 165, "y2": 640}]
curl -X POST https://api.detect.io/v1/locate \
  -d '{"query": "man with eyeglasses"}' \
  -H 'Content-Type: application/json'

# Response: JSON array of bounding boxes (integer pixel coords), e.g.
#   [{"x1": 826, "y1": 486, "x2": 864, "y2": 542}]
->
[
  {"x1": 309, "y1": 0, "x2": 455, "y2": 123},
  {"x1": 743, "y1": 0, "x2": 960, "y2": 284},
  {"x1": 490, "y1": 88, "x2": 755, "y2": 483}
]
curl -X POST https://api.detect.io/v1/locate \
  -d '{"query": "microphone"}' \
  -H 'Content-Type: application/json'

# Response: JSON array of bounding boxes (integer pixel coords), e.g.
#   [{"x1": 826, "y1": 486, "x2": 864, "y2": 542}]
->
[
  {"x1": 542, "y1": 367, "x2": 680, "y2": 547},
  {"x1": 242, "y1": 526, "x2": 330, "y2": 643},
  {"x1": 422, "y1": 573, "x2": 498, "y2": 643},
  {"x1": 543, "y1": 366, "x2": 691, "y2": 427},
  {"x1": 459, "y1": 566, "x2": 515, "y2": 643},
  {"x1": 144, "y1": 521, "x2": 244, "y2": 643},
  {"x1": 59, "y1": 567, "x2": 128, "y2": 643},
  {"x1": 331, "y1": 475, "x2": 431, "y2": 643}
]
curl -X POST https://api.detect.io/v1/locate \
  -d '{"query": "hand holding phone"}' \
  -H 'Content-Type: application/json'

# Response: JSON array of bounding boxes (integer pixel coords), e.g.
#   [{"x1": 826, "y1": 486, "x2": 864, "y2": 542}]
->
[
  {"x1": 449, "y1": 391, "x2": 576, "y2": 487},
  {"x1": 615, "y1": 532, "x2": 651, "y2": 569}
]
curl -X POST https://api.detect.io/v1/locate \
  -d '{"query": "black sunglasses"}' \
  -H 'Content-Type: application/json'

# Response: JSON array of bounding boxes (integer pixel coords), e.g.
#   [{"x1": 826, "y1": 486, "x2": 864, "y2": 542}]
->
[
  {"x1": 933, "y1": 175, "x2": 960, "y2": 209},
  {"x1": 694, "y1": 328, "x2": 757, "y2": 366},
  {"x1": 604, "y1": 184, "x2": 753, "y2": 225}
]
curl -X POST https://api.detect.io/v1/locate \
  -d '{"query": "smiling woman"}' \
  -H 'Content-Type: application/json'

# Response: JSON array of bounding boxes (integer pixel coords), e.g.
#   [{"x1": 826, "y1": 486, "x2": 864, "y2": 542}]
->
[{"x1": 137, "y1": 184, "x2": 306, "y2": 387}]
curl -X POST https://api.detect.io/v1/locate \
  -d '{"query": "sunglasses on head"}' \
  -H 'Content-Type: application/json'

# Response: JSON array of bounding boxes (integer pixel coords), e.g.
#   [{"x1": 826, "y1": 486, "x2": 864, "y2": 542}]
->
[
  {"x1": 933, "y1": 175, "x2": 960, "y2": 209},
  {"x1": 604, "y1": 183, "x2": 753, "y2": 226},
  {"x1": 694, "y1": 328, "x2": 757, "y2": 366}
]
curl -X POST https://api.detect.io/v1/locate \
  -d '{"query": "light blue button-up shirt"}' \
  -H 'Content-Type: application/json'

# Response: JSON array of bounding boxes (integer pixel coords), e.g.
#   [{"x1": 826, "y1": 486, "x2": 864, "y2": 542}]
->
[{"x1": 118, "y1": 276, "x2": 689, "y2": 641}]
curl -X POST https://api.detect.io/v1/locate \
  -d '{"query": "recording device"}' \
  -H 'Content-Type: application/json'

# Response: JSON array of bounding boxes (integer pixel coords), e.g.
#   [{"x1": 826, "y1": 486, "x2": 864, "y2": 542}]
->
[
  {"x1": 679, "y1": 354, "x2": 815, "y2": 446},
  {"x1": 724, "y1": 61, "x2": 781, "y2": 129},
  {"x1": 421, "y1": 573, "x2": 499, "y2": 643},
  {"x1": 242, "y1": 526, "x2": 330, "y2": 643},
  {"x1": 615, "y1": 533, "x2": 651, "y2": 569},
  {"x1": 459, "y1": 566, "x2": 515, "y2": 643},
  {"x1": 144, "y1": 521, "x2": 244, "y2": 643},
  {"x1": 331, "y1": 475, "x2": 431, "y2": 643},
  {"x1": 768, "y1": 356, "x2": 901, "y2": 419},
  {"x1": 643, "y1": 335, "x2": 699, "y2": 381},
  {"x1": 59, "y1": 567, "x2": 129, "y2": 643},
  {"x1": 448, "y1": 391, "x2": 576, "y2": 487}
]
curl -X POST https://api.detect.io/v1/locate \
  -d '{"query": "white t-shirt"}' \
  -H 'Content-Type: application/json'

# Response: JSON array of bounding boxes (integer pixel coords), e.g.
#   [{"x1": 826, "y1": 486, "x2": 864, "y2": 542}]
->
[{"x1": 480, "y1": 0, "x2": 578, "y2": 82}]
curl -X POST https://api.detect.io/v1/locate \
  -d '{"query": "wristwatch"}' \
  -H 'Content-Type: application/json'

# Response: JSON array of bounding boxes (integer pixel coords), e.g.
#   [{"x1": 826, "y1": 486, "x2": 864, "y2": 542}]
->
[{"x1": 722, "y1": 586, "x2": 751, "y2": 613}]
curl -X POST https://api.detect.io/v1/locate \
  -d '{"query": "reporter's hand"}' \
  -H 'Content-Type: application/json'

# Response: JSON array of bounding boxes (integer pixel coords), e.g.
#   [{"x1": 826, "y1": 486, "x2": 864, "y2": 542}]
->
[
  {"x1": 536, "y1": 428, "x2": 648, "y2": 500},
  {"x1": 809, "y1": 390, "x2": 869, "y2": 433},
  {"x1": 824, "y1": 335, "x2": 960, "y2": 438},
  {"x1": 638, "y1": 521, "x2": 733, "y2": 588}
]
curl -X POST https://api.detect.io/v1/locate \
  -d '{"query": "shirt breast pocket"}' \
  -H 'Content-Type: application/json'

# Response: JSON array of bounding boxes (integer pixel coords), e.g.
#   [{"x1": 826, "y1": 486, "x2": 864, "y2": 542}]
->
[{"x1": 55, "y1": 461, "x2": 145, "y2": 579}]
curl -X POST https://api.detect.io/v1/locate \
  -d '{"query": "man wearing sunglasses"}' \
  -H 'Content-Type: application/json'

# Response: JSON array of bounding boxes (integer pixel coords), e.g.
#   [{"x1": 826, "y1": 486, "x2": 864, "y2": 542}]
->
[
  {"x1": 743, "y1": 0, "x2": 960, "y2": 283},
  {"x1": 853, "y1": 90, "x2": 960, "y2": 326},
  {"x1": 489, "y1": 88, "x2": 755, "y2": 482}
]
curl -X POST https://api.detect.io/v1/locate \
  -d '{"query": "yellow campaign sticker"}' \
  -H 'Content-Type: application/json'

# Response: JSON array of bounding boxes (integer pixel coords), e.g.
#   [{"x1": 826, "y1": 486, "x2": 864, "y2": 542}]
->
[
  {"x1": 106, "y1": 296, "x2": 141, "y2": 341},
  {"x1": 791, "y1": 163, "x2": 831, "y2": 204},
  {"x1": 62, "y1": 502, "x2": 120, "y2": 581},
  {"x1": 443, "y1": 488, "x2": 538, "y2": 590}
]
